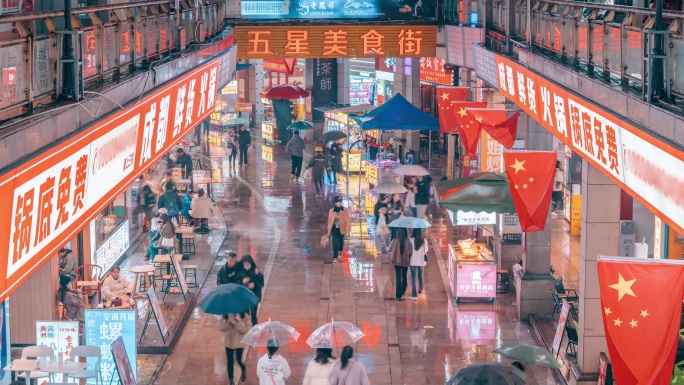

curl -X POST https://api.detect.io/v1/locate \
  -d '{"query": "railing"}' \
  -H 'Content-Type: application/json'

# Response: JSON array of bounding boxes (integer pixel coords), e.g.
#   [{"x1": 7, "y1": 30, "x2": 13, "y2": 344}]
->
[
  {"x1": 442, "y1": 0, "x2": 484, "y2": 26},
  {"x1": 487, "y1": 0, "x2": 684, "y2": 105},
  {"x1": 0, "y1": 0, "x2": 228, "y2": 121}
]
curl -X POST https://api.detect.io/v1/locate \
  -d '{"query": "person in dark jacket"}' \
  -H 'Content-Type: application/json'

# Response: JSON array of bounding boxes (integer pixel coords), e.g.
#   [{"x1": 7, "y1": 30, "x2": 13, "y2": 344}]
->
[
  {"x1": 237, "y1": 126, "x2": 251, "y2": 166},
  {"x1": 217, "y1": 252, "x2": 243, "y2": 285},
  {"x1": 329, "y1": 140, "x2": 344, "y2": 184},
  {"x1": 158, "y1": 181, "x2": 183, "y2": 220},
  {"x1": 240, "y1": 255, "x2": 264, "y2": 325},
  {"x1": 415, "y1": 175, "x2": 432, "y2": 219},
  {"x1": 175, "y1": 148, "x2": 193, "y2": 177},
  {"x1": 286, "y1": 130, "x2": 305, "y2": 180},
  {"x1": 180, "y1": 190, "x2": 194, "y2": 225},
  {"x1": 305, "y1": 146, "x2": 331, "y2": 197},
  {"x1": 374, "y1": 194, "x2": 390, "y2": 225}
]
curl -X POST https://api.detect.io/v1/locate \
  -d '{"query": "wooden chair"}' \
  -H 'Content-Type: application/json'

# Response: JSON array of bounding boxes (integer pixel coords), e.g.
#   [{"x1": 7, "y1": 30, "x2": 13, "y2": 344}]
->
[{"x1": 75, "y1": 264, "x2": 103, "y2": 304}]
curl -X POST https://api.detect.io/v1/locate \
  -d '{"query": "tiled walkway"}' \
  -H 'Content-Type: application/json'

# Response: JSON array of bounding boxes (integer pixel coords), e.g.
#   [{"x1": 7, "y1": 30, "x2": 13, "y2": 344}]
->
[{"x1": 151, "y1": 137, "x2": 568, "y2": 385}]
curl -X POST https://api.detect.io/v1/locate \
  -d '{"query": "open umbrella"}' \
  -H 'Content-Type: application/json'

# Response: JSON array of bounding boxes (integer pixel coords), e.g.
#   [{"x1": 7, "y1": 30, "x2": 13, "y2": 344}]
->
[
  {"x1": 394, "y1": 164, "x2": 429, "y2": 176},
  {"x1": 224, "y1": 117, "x2": 249, "y2": 126},
  {"x1": 447, "y1": 362, "x2": 526, "y2": 385},
  {"x1": 287, "y1": 121, "x2": 314, "y2": 131},
  {"x1": 262, "y1": 84, "x2": 309, "y2": 100},
  {"x1": 388, "y1": 217, "x2": 431, "y2": 229},
  {"x1": 306, "y1": 320, "x2": 365, "y2": 348},
  {"x1": 434, "y1": 173, "x2": 517, "y2": 214},
  {"x1": 372, "y1": 182, "x2": 407, "y2": 194},
  {"x1": 241, "y1": 319, "x2": 301, "y2": 347},
  {"x1": 493, "y1": 342, "x2": 561, "y2": 368},
  {"x1": 199, "y1": 284, "x2": 258, "y2": 315},
  {"x1": 319, "y1": 131, "x2": 347, "y2": 143}
]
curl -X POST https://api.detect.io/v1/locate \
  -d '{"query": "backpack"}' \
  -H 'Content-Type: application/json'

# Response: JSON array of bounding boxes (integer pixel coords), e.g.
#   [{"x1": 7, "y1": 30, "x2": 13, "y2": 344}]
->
[
  {"x1": 142, "y1": 185, "x2": 156, "y2": 207},
  {"x1": 164, "y1": 194, "x2": 180, "y2": 214}
]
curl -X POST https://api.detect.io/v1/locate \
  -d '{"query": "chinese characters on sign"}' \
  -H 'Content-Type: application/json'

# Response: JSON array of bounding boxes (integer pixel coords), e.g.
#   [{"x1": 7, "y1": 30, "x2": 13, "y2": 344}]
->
[
  {"x1": 456, "y1": 312, "x2": 496, "y2": 340},
  {"x1": 85, "y1": 310, "x2": 137, "y2": 384},
  {"x1": 494, "y1": 54, "x2": 684, "y2": 236},
  {"x1": 312, "y1": 58, "x2": 337, "y2": 122},
  {"x1": 419, "y1": 57, "x2": 452, "y2": 85},
  {"x1": 447, "y1": 209, "x2": 497, "y2": 226},
  {"x1": 240, "y1": 0, "x2": 436, "y2": 19},
  {"x1": 0, "y1": 59, "x2": 220, "y2": 303},
  {"x1": 93, "y1": 220, "x2": 130, "y2": 272},
  {"x1": 235, "y1": 25, "x2": 436, "y2": 59},
  {"x1": 36, "y1": 321, "x2": 79, "y2": 360},
  {"x1": 455, "y1": 263, "x2": 497, "y2": 299},
  {"x1": 479, "y1": 131, "x2": 502, "y2": 172}
]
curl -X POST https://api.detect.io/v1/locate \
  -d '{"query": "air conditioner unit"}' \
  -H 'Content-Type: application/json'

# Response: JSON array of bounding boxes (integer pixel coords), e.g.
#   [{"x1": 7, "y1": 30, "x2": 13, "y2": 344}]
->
[{"x1": 619, "y1": 220, "x2": 636, "y2": 257}]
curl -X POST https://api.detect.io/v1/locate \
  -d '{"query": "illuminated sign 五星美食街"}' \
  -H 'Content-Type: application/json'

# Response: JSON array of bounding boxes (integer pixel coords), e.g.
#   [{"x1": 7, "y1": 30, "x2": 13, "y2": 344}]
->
[{"x1": 235, "y1": 25, "x2": 437, "y2": 59}]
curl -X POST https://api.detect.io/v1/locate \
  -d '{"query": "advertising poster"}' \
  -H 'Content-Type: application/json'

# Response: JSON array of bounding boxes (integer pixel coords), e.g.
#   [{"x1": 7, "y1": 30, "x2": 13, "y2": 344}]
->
[
  {"x1": 146, "y1": 288, "x2": 169, "y2": 338},
  {"x1": 241, "y1": 0, "x2": 435, "y2": 19},
  {"x1": 35, "y1": 321, "x2": 79, "y2": 360},
  {"x1": 85, "y1": 310, "x2": 137, "y2": 384},
  {"x1": 552, "y1": 300, "x2": 570, "y2": 355},
  {"x1": 111, "y1": 337, "x2": 137, "y2": 385},
  {"x1": 455, "y1": 263, "x2": 497, "y2": 299}
]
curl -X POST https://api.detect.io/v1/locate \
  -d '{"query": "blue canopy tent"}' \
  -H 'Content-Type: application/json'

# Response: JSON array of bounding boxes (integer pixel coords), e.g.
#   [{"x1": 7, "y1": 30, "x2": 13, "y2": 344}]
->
[{"x1": 350, "y1": 93, "x2": 440, "y2": 171}]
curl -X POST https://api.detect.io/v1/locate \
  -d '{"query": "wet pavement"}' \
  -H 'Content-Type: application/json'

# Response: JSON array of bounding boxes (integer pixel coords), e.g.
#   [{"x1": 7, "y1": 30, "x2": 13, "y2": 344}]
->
[{"x1": 152, "y1": 135, "x2": 560, "y2": 385}]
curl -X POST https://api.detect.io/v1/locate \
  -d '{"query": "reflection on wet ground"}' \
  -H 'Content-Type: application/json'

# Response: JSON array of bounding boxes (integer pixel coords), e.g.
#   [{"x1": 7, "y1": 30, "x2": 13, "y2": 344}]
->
[{"x1": 153, "y1": 137, "x2": 559, "y2": 385}]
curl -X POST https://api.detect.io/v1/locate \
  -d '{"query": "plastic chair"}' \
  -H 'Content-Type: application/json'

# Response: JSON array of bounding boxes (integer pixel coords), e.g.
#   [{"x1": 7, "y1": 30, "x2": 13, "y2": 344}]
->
[
  {"x1": 20, "y1": 345, "x2": 55, "y2": 383},
  {"x1": 67, "y1": 345, "x2": 102, "y2": 385},
  {"x1": 75, "y1": 264, "x2": 104, "y2": 304},
  {"x1": 565, "y1": 323, "x2": 578, "y2": 357}
]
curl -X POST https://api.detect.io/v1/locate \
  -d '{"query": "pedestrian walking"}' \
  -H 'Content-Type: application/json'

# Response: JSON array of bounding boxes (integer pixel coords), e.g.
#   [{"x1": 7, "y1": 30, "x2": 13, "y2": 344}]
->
[
  {"x1": 305, "y1": 147, "x2": 331, "y2": 197},
  {"x1": 390, "y1": 227, "x2": 413, "y2": 301},
  {"x1": 409, "y1": 228, "x2": 429, "y2": 301},
  {"x1": 286, "y1": 130, "x2": 305, "y2": 180},
  {"x1": 327, "y1": 196, "x2": 351, "y2": 263},
  {"x1": 330, "y1": 346, "x2": 371, "y2": 385},
  {"x1": 133, "y1": 175, "x2": 156, "y2": 226},
  {"x1": 217, "y1": 252, "x2": 243, "y2": 285},
  {"x1": 240, "y1": 255, "x2": 264, "y2": 325},
  {"x1": 415, "y1": 175, "x2": 432, "y2": 219},
  {"x1": 405, "y1": 178, "x2": 417, "y2": 217},
  {"x1": 388, "y1": 193, "x2": 405, "y2": 239},
  {"x1": 303, "y1": 348, "x2": 338, "y2": 385},
  {"x1": 329, "y1": 139, "x2": 344, "y2": 184},
  {"x1": 373, "y1": 194, "x2": 389, "y2": 225},
  {"x1": 158, "y1": 181, "x2": 182, "y2": 222},
  {"x1": 219, "y1": 312, "x2": 252, "y2": 385},
  {"x1": 145, "y1": 208, "x2": 166, "y2": 262},
  {"x1": 237, "y1": 125, "x2": 251, "y2": 166},
  {"x1": 552, "y1": 160, "x2": 564, "y2": 211},
  {"x1": 256, "y1": 339, "x2": 291, "y2": 385}
]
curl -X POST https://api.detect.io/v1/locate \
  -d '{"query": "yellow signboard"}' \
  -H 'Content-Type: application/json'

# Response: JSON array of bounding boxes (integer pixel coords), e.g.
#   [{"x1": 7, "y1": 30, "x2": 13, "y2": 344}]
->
[
  {"x1": 366, "y1": 163, "x2": 379, "y2": 186},
  {"x1": 479, "y1": 131, "x2": 502, "y2": 172},
  {"x1": 570, "y1": 195, "x2": 581, "y2": 235},
  {"x1": 262, "y1": 121, "x2": 275, "y2": 141}
]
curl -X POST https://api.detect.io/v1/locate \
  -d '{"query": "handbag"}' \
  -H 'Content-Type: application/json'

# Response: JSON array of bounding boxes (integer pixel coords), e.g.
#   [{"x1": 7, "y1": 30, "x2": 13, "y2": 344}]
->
[
  {"x1": 321, "y1": 235, "x2": 330, "y2": 248},
  {"x1": 376, "y1": 215, "x2": 390, "y2": 236},
  {"x1": 424, "y1": 254, "x2": 429, "y2": 262},
  {"x1": 160, "y1": 236, "x2": 175, "y2": 248}
]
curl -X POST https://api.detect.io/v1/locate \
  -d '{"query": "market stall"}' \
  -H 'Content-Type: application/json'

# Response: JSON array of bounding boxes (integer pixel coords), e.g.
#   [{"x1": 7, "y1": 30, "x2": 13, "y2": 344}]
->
[
  {"x1": 447, "y1": 240, "x2": 497, "y2": 303},
  {"x1": 322, "y1": 104, "x2": 375, "y2": 173},
  {"x1": 365, "y1": 157, "x2": 400, "y2": 187}
]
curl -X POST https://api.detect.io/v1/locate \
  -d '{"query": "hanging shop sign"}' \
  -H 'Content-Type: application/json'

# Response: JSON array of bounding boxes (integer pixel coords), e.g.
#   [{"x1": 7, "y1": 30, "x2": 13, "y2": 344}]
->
[
  {"x1": 479, "y1": 131, "x2": 502, "y2": 172},
  {"x1": 263, "y1": 59, "x2": 297, "y2": 75},
  {"x1": 447, "y1": 209, "x2": 497, "y2": 226},
  {"x1": 221, "y1": 80, "x2": 238, "y2": 94},
  {"x1": 375, "y1": 57, "x2": 396, "y2": 73},
  {"x1": 240, "y1": 0, "x2": 436, "y2": 20},
  {"x1": 235, "y1": 25, "x2": 437, "y2": 59},
  {"x1": 494, "y1": 54, "x2": 684, "y2": 235},
  {"x1": 0, "y1": 58, "x2": 221, "y2": 303},
  {"x1": 84, "y1": 309, "x2": 137, "y2": 384},
  {"x1": 419, "y1": 57, "x2": 452, "y2": 85}
]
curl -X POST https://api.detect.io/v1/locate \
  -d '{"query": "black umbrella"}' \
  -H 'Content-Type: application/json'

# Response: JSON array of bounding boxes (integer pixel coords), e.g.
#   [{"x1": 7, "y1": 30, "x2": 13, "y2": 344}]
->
[
  {"x1": 319, "y1": 131, "x2": 347, "y2": 142},
  {"x1": 447, "y1": 362, "x2": 526, "y2": 385}
]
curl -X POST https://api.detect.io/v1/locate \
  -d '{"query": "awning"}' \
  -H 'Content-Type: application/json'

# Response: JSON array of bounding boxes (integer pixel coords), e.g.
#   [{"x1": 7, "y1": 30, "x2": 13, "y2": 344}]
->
[
  {"x1": 434, "y1": 173, "x2": 517, "y2": 214},
  {"x1": 237, "y1": 63, "x2": 253, "y2": 71},
  {"x1": 325, "y1": 104, "x2": 375, "y2": 115}
]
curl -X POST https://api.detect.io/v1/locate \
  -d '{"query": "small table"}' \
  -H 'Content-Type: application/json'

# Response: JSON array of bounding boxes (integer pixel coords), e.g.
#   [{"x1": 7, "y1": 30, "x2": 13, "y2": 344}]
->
[
  {"x1": 4, "y1": 359, "x2": 51, "y2": 384},
  {"x1": 43, "y1": 361, "x2": 90, "y2": 383},
  {"x1": 76, "y1": 280, "x2": 100, "y2": 306},
  {"x1": 129, "y1": 265, "x2": 156, "y2": 298},
  {"x1": 176, "y1": 226, "x2": 194, "y2": 235}
]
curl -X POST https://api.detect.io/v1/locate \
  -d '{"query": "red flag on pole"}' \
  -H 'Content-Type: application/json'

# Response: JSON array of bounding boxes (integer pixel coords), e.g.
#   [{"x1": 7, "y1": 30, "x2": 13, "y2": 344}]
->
[
  {"x1": 598, "y1": 257, "x2": 684, "y2": 385},
  {"x1": 465, "y1": 109, "x2": 520, "y2": 149},
  {"x1": 445, "y1": 101, "x2": 488, "y2": 155},
  {"x1": 436, "y1": 87, "x2": 469, "y2": 132},
  {"x1": 502, "y1": 151, "x2": 556, "y2": 231}
]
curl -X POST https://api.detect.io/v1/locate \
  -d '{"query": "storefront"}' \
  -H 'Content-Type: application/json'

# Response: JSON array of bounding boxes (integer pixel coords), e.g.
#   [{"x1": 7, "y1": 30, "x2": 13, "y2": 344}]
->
[
  {"x1": 419, "y1": 57, "x2": 455, "y2": 116},
  {"x1": 2, "y1": 58, "x2": 221, "y2": 344},
  {"x1": 374, "y1": 58, "x2": 396, "y2": 106}
]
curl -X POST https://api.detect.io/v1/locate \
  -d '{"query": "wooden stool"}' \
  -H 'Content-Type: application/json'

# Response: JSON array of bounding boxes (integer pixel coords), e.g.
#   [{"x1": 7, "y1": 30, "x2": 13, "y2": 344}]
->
[
  {"x1": 184, "y1": 265, "x2": 198, "y2": 288},
  {"x1": 497, "y1": 270, "x2": 510, "y2": 294},
  {"x1": 181, "y1": 233, "x2": 196, "y2": 255},
  {"x1": 178, "y1": 215, "x2": 191, "y2": 226},
  {"x1": 129, "y1": 265, "x2": 155, "y2": 298}
]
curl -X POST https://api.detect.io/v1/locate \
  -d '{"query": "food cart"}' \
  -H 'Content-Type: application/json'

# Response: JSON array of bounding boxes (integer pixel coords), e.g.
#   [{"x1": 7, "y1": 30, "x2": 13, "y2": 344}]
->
[
  {"x1": 322, "y1": 105, "x2": 375, "y2": 173},
  {"x1": 365, "y1": 157, "x2": 400, "y2": 187},
  {"x1": 447, "y1": 240, "x2": 497, "y2": 303}
]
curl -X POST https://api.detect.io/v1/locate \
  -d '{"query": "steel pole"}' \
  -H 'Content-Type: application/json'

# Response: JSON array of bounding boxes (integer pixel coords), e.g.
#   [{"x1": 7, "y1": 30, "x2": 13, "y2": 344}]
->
[
  {"x1": 652, "y1": 0, "x2": 664, "y2": 100},
  {"x1": 61, "y1": 0, "x2": 75, "y2": 100}
]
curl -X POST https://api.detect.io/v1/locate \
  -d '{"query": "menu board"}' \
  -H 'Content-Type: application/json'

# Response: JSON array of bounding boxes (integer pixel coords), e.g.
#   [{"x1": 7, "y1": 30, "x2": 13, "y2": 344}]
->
[
  {"x1": 262, "y1": 121, "x2": 276, "y2": 141},
  {"x1": 94, "y1": 220, "x2": 130, "y2": 273},
  {"x1": 171, "y1": 253, "x2": 189, "y2": 296},
  {"x1": 111, "y1": 337, "x2": 137, "y2": 385},
  {"x1": 552, "y1": 300, "x2": 570, "y2": 355},
  {"x1": 597, "y1": 352, "x2": 613, "y2": 385},
  {"x1": 146, "y1": 288, "x2": 169, "y2": 337}
]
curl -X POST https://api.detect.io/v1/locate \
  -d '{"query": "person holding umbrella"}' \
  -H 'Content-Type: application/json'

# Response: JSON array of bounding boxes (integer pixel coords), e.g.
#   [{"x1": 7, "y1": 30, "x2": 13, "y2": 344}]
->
[
  {"x1": 237, "y1": 125, "x2": 251, "y2": 166},
  {"x1": 388, "y1": 193, "x2": 405, "y2": 240},
  {"x1": 286, "y1": 130, "x2": 305, "y2": 181},
  {"x1": 409, "y1": 228, "x2": 429, "y2": 301},
  {"x1": 415, "y1": 174, "x2": 432, "y2": 219},
  {"x1": 305, "y1": 146, "x2": 331, "y2": 197},
  {"x1": 256, "y1": 338, "x2": 291, "y2": 385},
  {"x1": 390, "y1": 227, "x2": 413, "y2": 301},
  {"x1": 327, "y1": 196, "x2": 351, "y2": 263},
  {"x1": 329, "y1": 139, "x2": 344, "y2": 184},
  {"x1": 240, "y1": 255, "x2": 264, "y2": 325},
  {"x1": 219, "y1": 312, "x2": 252, "y2": 385}
]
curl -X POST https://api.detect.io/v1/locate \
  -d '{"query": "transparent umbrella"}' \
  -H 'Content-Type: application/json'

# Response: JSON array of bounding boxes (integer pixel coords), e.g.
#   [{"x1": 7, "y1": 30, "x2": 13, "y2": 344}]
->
[
  {"x1": 306, "y1": 320, "x2": 365, "y2": 348},
  {"x1": 241, "y1": 319, "x2": 301, "y2": 347}
]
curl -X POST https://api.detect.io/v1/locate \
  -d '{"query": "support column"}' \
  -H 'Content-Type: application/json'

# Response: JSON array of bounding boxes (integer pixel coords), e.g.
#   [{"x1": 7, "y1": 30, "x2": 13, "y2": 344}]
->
[
  {"x1": 515, "y1": 119, "x2": 555, "y2": 321},
  {"x1": 570, "y1": 160, "x2": 620, "y2": 384},
  {"x1": 250, "y1": 59, "x2": 265, "y2": 128},
  {"x1": 337, "y1": 58, "x2": 350, "y2": 105},
  {"x1": 403, "y1": 58, "x2": 421, "y2": 153}
]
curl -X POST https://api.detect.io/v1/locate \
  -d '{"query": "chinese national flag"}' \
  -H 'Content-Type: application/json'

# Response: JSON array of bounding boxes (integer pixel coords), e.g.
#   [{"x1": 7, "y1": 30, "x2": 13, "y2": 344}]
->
[
  {"x1": 466, "y1": 109, "x2": 521, "y2": 149},
  {"x1": 436, "y1": 87, "x2": 469, "y2": 132},
  {"x1": 502, "y1": 151, "x2": 556, "y2": 231},
  {"x1": 598, "y1": 257, "x2": 684, "y2": 385},
  {"x1": 447, "y1": 101, "x2": 488, "y2": 155}
]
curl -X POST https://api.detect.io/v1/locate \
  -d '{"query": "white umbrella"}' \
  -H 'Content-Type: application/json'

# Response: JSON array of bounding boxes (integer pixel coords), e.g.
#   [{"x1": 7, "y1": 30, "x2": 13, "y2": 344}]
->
[
  {"x1": 372, "y1": 182, "x2": 408, "y2": 194},
  {"x1": 394, "y1": 164, "x2": 429, "y2": 176}
]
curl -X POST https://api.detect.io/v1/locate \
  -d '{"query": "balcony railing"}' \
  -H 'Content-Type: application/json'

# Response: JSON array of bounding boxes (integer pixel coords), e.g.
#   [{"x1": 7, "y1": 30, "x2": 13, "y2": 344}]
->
[
  {"x1": 0, "y1": 0, "x2": 228, "y2": 121},
  {"x1": 487, "y1": 0, "x2": 684, "y2": 107}
]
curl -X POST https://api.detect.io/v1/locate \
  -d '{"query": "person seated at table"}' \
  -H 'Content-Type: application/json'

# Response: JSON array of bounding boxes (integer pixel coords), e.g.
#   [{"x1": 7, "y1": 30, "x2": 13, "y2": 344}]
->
[
  {"x1": 58, "y1": 248, "x2": 77, "y2": 293},
  {"x1": 181, "y1": 189, "x2": 194, "y2": 225},
  {"x1": 63, "y1": 287, "x2": 86, "y2": 322},
  {"x1": 102, "y1": 266, "x2": 133, "y2": 308},
  {"x1": 190, "y1": 188, "x2": 214, "y2": 233},
  {"x1": 154, "y1": 213, "x2": 177, "y2": 253},
  {"x1": 160, "y1": 170, "x2": 176, "y2": 193}
]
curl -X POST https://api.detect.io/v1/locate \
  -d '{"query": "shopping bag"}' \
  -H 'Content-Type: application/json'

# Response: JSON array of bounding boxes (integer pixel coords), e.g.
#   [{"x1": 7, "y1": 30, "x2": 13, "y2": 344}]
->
[
  {"x1": 321, "y1": 235, "x2": 330, "y2": 248},
  {"x1": 303, "y1": 169, "x2": 312, "y2": 180},
  {"x1": 160, "y1": 237, "x2": 175, "y2": 247},
  {"x1": 376, "y1": 215, "x2": 390, "y2": 236}
]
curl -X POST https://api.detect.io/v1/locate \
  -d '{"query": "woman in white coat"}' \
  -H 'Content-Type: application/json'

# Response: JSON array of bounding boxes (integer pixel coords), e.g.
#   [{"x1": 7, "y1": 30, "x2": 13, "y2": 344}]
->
[
  {"x1": 303, "y1": 348, "x2": 337, "y2": 385},
  {"x1": 409, "y1": 228, "x2": 429, "y2": 301},
  {"x1": 189, "y1": 188, "x2": 213, "y2": 231},
  {"x1": 102, "y1": 266, "x2": 133, "y2": 308}
]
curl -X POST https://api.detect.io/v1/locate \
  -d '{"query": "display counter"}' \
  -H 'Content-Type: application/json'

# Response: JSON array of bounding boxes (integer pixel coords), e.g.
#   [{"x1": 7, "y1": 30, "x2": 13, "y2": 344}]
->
[
  {"x1": 365, "y1": 160, "x2": 400, "y2": 186},
  {"x1": 447, "y1": 241, "x2": 497, "y2": 303},
  {"x1": 262, "y1": 121, "x2": 277, "y2": 142},
  {"x1": 342, "y1": 150, "x2": 366, "y2": 173}
]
